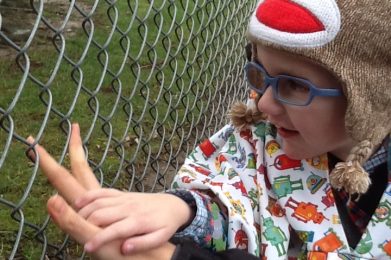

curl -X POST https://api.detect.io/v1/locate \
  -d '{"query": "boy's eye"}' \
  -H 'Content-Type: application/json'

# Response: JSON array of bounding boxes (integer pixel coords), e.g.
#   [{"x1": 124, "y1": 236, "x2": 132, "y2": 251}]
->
[
  {"x1": 281, "y1": 79, "x2": 310, "y2": 93},
  {"x1": 248, "y1": 67, "x2": 265, "y2": 89},
  {"x1": 277, "y1": 78, "x2": 311, "y2": 104}
]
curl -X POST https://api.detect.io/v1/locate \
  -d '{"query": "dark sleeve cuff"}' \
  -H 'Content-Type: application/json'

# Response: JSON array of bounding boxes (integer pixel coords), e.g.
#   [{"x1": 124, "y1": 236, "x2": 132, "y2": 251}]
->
[
  {"x1": 170, "y1": 238, "x2": 221, "y2": 260},
  {"x1": 170, "y1": 238, "x2": 260, "y2": 260}
]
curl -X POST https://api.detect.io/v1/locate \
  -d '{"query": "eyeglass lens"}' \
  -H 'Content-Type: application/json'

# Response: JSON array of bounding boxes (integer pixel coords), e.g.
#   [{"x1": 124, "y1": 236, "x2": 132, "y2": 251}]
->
[
  {"x1": 247, "y1": 64, "x2": 311, "y2": 105},
  {"x1": 277, "y1": 78, "x2": 311, "y2": 105}
]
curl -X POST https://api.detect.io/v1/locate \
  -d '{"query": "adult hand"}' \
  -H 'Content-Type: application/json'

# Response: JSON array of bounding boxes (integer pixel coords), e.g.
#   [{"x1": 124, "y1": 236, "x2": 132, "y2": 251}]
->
[{"x1": 27, "y1": 123, "x2": 177, "y2": 259}]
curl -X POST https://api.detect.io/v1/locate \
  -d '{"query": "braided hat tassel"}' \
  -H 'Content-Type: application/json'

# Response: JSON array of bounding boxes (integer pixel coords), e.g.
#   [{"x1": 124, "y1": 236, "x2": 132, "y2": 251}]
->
[
  {"x1": 329, "y1": 140, "x2": 373, "y2": 196},
  {"x1": 228, "y1": 99, "x2": 264, "y2": 131}
]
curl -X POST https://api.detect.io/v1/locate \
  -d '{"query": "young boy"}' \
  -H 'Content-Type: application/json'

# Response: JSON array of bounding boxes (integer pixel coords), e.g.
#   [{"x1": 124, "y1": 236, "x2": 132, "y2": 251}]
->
[{"x1": 34, "y1": 0, "x2": 390, "y2": 259}]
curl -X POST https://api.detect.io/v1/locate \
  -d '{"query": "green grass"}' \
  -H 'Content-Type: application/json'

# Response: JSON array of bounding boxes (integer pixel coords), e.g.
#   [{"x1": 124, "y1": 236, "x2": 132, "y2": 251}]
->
[
  {"x1": 0, "y1": 0, "x2": 252, "y2": 258},
  {"x1": 0, "y1": 1, "x2": 203, "y2": 258}
]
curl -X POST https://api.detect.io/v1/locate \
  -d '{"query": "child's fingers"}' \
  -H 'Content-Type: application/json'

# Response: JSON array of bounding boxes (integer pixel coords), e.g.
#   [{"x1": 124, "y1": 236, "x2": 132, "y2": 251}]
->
[
  {"x1": 69, "y1": 123, "x2": 100, "y2": 190},
  {"x1": 78, "y1": 198, "x2": 124, "y2": 221},
  {"x1": 120, "y1": 230, "x2": 170, "y2": 255},
  {"x1": 26, "y1": 136, "x2": 86, "y2": 204},
  {"x1": 85, "y1": 206, "x2": 125, "y2": 227},
  {"x1": 74, "y1": 188, "x2": 122, "y2": 209},
  {"x1": 48, "y1": 196, "x2": 176, "y2": 260},
  {"x1": 84, "y1": 219, "x2": 140, "y2": 253},
  {"x1": 47, "y1": 195, "x2": 100, "y2": 244}
]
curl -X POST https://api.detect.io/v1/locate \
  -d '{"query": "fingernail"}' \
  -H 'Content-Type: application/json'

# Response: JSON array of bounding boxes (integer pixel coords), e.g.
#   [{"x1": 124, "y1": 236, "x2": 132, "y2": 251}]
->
[
  {"x1": 124, "y1": 243, "x2": 134, "y2": 254},
  {"x1": 84, "y1": 242, "x2": 93, "y2": 252},
  {"x1": 25, "y1": 137, "x2": 36, "y2": 162},
  {"x1": 74, "y1": 198, "x2": 81, "y2": 208},
  {"x1": 26, "y1": 151, "x2": 35, "y2": 163},
  {"x1": 50, "y1": 195, "x2": 64, "y2": 213},
  {"x1": 26, "y1": 136, "x2": 35, "y2": 143},
  {"x1": 72, "y1": 123, "x2": 80, "y2": 131}
]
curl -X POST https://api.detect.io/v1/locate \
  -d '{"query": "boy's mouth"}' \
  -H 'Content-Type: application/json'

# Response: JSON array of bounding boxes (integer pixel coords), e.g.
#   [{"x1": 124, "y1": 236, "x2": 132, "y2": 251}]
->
[{"x1": 277, "y1": 127, "x2": 299, "y2": 138}]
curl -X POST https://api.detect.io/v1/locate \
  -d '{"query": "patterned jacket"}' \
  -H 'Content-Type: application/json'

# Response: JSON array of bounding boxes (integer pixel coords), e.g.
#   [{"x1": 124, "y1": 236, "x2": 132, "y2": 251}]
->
[{"x1": 171, "y1": 122, "x2": 391, "y2": 259}]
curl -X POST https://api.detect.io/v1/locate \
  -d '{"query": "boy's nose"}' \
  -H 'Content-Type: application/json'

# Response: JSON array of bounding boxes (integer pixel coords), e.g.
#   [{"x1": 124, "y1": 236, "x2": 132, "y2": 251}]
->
[{"x1": 257, "y1": 87, "x2": 285, "y2": 116}]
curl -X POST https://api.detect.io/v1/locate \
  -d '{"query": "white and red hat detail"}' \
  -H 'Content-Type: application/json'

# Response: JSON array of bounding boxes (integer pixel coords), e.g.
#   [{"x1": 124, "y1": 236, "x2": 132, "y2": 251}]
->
[{"x1": 248, "y1": 0, "x2": 341, "y2": 47}]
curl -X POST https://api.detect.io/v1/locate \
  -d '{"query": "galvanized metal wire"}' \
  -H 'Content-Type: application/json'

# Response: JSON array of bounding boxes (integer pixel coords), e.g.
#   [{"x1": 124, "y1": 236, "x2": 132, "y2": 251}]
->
[{"x1": 0, "y1": 0, "x2": 255, "y2": 258}]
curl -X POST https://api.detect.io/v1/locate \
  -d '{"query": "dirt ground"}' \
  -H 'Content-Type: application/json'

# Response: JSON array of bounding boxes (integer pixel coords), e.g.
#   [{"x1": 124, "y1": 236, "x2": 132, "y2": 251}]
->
[{"x1": 0, "y1": 0, "x2": 87, "y2": 57}]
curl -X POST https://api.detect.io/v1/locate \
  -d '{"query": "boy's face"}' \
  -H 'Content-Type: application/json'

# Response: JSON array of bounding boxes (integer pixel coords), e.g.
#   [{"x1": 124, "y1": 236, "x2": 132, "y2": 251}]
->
[{"x1": 255, "y1": 44, "x2": 355, "y2": 160}]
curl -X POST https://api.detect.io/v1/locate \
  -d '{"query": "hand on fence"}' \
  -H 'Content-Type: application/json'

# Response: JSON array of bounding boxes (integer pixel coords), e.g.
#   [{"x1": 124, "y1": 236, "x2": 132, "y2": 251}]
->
[{"x1": 26, "y1": 123, "x2": 177, "y2": 259}]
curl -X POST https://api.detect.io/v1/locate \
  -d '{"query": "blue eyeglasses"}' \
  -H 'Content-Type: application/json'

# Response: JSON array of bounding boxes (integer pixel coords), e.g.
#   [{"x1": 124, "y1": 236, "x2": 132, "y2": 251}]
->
[{"x1": 244, "y1": 62, "x2": 343, "y2": 106}]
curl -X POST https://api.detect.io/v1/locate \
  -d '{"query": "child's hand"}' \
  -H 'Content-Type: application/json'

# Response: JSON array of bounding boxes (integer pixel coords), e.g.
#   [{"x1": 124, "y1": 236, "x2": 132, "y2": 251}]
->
[
  {"x1": 47, "y1": 195, "x2": 176, "y2": 260},
  {"x1": 26, "y1": 123, "x2": 176, "y2": 259},
  {"x1": 75, "y1": 188, "x2": 194, "y2": 255}
]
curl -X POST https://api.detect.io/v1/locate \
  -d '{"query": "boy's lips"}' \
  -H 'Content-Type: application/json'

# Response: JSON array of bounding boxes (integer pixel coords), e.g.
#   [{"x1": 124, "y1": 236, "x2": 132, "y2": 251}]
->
[{"x1": 277, "y1": 127, "x2": 299, "y2": 138}]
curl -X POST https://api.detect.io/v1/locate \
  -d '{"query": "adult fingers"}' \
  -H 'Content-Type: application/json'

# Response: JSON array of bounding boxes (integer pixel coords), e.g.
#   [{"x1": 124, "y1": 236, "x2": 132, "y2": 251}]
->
[
  {"x1": 69, "y1": 123, "x2": 100, "y2": 190},
  {"x1": 47, "y1": 195, "x2": 99, "y2": 244},
  {"x1": 27, "y1": 137, "x2": 86, "y2": 204}
]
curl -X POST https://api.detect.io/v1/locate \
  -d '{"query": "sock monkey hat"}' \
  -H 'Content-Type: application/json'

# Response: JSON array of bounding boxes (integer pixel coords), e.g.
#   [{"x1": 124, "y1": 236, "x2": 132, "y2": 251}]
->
[{"x1": 235, "y1": 0, "x2": 391, "y2": 196}]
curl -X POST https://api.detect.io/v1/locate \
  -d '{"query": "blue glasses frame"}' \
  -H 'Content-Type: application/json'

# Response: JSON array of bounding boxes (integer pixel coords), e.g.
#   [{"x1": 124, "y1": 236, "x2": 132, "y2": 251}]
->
[{"x1": 244, "y1": 61, "x2": 343, "y2": 106}]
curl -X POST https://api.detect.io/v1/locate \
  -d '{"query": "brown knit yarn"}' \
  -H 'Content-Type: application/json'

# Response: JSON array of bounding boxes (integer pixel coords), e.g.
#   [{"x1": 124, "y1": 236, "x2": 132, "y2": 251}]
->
[
  {"x1": 228, "y1": 101, "x2": 264, "y2": 131},
  {"x1": 330, "y1": 140, "x2": 374, "y2": 196}
]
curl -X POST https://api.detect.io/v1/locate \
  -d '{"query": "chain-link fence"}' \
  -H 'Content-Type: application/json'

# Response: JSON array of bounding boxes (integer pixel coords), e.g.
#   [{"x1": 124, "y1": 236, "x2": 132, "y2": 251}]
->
[{"x1": 0, "y1": 0, "x2": 255, "y2": 258}]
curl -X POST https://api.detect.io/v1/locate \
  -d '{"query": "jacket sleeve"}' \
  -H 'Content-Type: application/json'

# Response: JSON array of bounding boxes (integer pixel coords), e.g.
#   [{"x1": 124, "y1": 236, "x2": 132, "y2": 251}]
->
[
  {"x1": 170, "y1": 124, "x2": 264, "y2": 256},
  {"x1": 166, "y1": 189, "x2": 220, "y2": 248},
  {"x1": 170, "y1": 238, "x2": 260, "y2": 260}
]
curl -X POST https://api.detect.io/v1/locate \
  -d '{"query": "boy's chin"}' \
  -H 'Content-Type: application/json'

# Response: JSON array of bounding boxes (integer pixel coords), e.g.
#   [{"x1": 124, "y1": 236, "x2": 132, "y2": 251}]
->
[
  {"x1": 284, "y1": 152, "x2": 305, "y2": 160},
  {"x1": 281, "y1": 139, "x2": 324, "y2": 160},
  {"x1": 283, "y1": 146, "x2": 318, "y2": 160}
]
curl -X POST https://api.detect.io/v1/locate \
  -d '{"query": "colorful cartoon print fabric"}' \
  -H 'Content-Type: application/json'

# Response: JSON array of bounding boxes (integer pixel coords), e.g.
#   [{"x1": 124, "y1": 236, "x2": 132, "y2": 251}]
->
[{"x1": 172, "y1": 122, "x2": 391, "y2": 259}]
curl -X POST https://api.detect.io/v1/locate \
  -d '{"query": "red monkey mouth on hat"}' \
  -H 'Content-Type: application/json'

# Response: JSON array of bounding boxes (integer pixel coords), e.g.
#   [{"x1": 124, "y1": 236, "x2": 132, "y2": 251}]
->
[{"x1": 256, "y1": 0, "x2": 326, "y2": 34}]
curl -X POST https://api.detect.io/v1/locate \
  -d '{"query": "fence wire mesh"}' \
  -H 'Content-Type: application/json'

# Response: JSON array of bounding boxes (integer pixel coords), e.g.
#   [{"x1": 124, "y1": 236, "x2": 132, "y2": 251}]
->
[{"x1": 0, "y1": 0, "x2": 255, "y2": 258}]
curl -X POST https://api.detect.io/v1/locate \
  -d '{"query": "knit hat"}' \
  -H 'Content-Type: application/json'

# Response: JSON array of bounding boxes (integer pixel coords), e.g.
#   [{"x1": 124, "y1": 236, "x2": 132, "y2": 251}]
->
[{"x1": 232, "y1": 0, "x2": 391, "y2": 196}]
